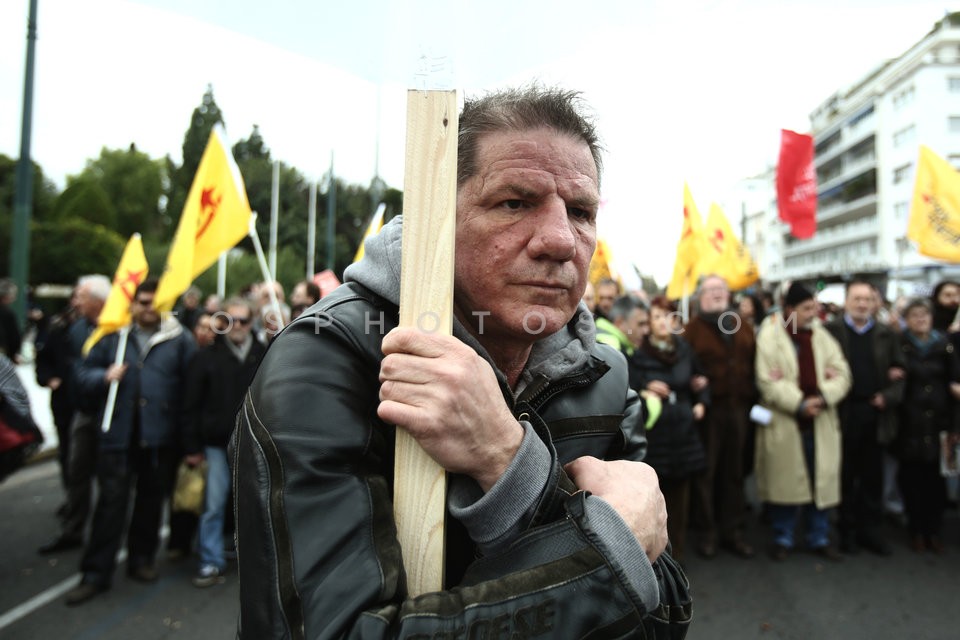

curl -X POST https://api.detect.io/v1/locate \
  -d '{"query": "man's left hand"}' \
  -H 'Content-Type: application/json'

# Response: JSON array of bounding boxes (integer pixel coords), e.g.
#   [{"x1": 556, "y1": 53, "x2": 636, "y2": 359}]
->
[{"x1": 564, "y1": 457, "x2": 668, "y2": 563}]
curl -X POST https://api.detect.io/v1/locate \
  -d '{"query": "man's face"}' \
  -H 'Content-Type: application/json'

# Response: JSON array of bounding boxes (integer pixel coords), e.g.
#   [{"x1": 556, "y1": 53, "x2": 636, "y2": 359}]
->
[
  {"x1": 788, "y1": 299, "x2": 819, "y2": 331},
  {"x1": 131, "y1": 291, "x2": 159, "y2": 329},
  {"x1": 74, "y1": 285, "x2": 103, "y2": 322},
  {"x1": 698, "y1": 277, "x2": 730, "y2": 314},
  {"x1": 225, "y1": 303, "x2": 253, "y2": 344},
  {"x1": 937, "y1": 284, "x2": 960, "y2": 308},
  {"x1": 290, "y1": 283, "x2": 308, "y2": 307},
  {"x1": 193, "y1": 315, "x2": 216, "y2": 347},
  {"x1": 621, "y1": 307, "x2": 650, "y2": 349},
  {"x1": 454, "y1": 128, "x2": 599, "y2": 344},
  {"x1": 595, "y1": 284, "x2": 617, "y2": 316},
  {"x1": 844, "y1": 283, "x2": 875, "y2": 324}
]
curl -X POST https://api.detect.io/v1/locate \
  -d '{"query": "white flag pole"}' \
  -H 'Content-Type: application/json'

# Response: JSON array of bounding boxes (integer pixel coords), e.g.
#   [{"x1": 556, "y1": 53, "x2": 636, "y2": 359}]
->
[
  {"x1": 249, "y1": 212, "x2": 282, "y2": 321},
  {"x1": 101, "y1": 325, "x2": 130, "y2": 433},
  {"x1": 269, "y1": 161, "x2": 280, "y2": 281},
  {"x1": 307, "y1": 181, "x2": 317, "y2": 279},
  {"x1": 217, "y1": 251, "x2": 227, "y2": 299}
]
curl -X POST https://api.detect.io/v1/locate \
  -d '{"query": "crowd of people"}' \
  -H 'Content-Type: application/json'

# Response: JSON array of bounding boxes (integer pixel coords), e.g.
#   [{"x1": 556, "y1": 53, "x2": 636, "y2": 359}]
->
[
  {"x1": 588, "y1": 274, "x2": 960, "y2": 564},
  {"x1": 0, "y1": 275, "x2": 321, "y2": 605},
  {"x1": 1, "y1": 86, "x2": 958, "y2": 638}
]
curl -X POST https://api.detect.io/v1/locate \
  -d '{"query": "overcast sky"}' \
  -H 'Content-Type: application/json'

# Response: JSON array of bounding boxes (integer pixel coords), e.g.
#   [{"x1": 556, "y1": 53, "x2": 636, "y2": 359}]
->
[{"x1": 1, "y1": 0, "x2": 951, "y2": 283}]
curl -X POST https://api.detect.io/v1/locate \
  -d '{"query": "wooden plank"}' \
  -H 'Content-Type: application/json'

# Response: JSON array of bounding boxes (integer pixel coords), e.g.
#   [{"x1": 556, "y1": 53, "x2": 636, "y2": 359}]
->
[{"x1": 394, "y1": 89, "x2": 458, "y2": 596}]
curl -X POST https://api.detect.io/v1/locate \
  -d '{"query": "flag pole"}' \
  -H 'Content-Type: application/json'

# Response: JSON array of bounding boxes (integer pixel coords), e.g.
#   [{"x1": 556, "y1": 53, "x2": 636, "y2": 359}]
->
[
  {"x1": 307, "y1": 180, "x2": 317, "y2": 279},
  {"x1": 269, "y1": 161, "x2": 280, "y2": 281},
  {"x1": 217, "y1": 251, "x2": 227, "y2": 299},
  {"x1": 249, "y1": 212, "x2": 282, "y2": 319},
  {"x1": 101, "y1": 326, "x2": 130, "y2": 433}
]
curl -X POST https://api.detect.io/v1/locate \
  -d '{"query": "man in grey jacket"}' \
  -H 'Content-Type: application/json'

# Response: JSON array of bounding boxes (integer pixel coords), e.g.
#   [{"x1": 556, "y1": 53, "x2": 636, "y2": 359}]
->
[{"x1": 232, "y1": 86, "x2": 690, "y2": 638}]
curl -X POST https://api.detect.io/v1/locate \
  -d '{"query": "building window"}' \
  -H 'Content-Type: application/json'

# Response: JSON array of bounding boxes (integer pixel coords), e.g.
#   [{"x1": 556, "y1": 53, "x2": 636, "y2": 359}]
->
[
  {"x1": 893, "y1": 85, "x2": 915, "y2": 109},
  {"x1": 893, "y1": 124, "x2": 916, "y2": 147},
  {"x1": 951, "y1": 117, "x2": 960, "y2": 133},
  {"x1": 894, "y1": 202, "x2": 910, "y2": 222},
  {"x1": 950, "y1": 77, "x2": 960, "y2": 92},
  {"x1": 893, "y1": 164, "x2": 913, "y2": 184}
]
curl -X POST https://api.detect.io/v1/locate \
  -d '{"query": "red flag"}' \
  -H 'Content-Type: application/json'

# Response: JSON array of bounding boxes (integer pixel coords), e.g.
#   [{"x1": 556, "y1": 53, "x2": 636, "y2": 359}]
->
[{"x1": 776, "y1": 129, "x2": 817, "y2": 239}]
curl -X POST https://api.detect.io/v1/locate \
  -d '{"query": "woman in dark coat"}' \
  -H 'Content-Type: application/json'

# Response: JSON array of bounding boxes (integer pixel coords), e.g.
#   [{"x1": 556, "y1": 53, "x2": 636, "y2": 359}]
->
[
  {"x1": 629, "y1": 296, "x2": 708, "y2": 560},
  {"x1": 894, "y1": 298, "x2": 960, "y2": 553}
]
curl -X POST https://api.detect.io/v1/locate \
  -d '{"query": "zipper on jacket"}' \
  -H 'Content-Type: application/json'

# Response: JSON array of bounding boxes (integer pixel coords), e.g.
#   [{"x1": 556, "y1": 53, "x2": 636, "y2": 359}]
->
[{"x1": 515, "y1": 359, "x2": 609, "y2": 412}]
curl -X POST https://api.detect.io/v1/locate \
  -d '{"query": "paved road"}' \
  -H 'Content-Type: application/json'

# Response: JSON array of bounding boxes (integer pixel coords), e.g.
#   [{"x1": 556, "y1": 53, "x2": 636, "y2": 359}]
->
[{"x1": 3, "y1": 457, "x2": 959, "y2": 639}]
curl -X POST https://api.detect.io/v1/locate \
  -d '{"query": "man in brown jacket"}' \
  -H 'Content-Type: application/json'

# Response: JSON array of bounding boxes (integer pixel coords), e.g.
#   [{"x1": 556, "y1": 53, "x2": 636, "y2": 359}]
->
[{"x1": 683, "y1": 274, "x2": 757, "y2": 558}]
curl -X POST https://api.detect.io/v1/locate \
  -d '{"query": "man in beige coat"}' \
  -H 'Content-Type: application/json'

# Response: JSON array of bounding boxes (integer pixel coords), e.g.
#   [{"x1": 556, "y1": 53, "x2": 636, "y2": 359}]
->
[{"x1": 755, "y1": 282, "x2": 851, "y2": 560}]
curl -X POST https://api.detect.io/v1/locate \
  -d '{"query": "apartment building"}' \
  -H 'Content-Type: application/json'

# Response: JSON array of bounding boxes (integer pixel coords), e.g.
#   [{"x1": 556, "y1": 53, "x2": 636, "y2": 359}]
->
[{"x1": 740, "y1": 13, "x2": 960, "y2": 295}]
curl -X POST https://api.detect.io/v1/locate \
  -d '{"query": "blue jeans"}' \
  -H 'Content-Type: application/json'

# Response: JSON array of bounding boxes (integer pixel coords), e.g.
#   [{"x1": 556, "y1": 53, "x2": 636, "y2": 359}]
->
[
  {"x1": 197, "y1": 446, "x2": 231, "y2": 570},
  {"x1": 768, "y1": 431, "x2": 832, "y2": 549}
]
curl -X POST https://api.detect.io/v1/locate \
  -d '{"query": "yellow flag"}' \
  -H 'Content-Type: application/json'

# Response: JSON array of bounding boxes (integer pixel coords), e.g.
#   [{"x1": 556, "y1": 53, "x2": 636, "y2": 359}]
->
[
  {"x1": 907, "y1": 145, "x2": 960, "y2": 261},
  {"x1": 155, "y1": 126, "x2": 252, "y2": 311},
  {"x1": 700, "y1": 203, "x2": 760, "y2": 291},
  {"x1": 83, "y1": 233, "x2": 149, "y2": 355},
  {"x1": 666, "y1": 183, "x2": 706, "y2": 299},
  {"x1": 353, "y1": 202, "x2": 386, "y2": 263},
  {"x1": 589, "y1": 236, "x2": 620, "y2": 290}
]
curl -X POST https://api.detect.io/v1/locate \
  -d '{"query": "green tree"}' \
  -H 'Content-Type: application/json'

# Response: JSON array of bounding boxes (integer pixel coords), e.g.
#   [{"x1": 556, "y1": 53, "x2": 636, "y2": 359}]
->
[
  {"x1": 28, "y1": 219, "x2": 125, "y2": 285},
  {"x1": 233, "y1": 124, "x2": 269, "y2": 163},
  {"x1": 53, "y1": 177, "x2": 117, "y2": 229},
  {"x1": 76, "y1": 144, "x2": 166, "y2": 239},
  {"x1": 0, "y1": 153, "x2": 59, "y2": 224}
]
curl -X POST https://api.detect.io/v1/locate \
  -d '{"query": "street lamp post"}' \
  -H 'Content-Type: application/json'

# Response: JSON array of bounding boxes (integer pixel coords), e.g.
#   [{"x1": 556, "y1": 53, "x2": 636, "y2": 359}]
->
[{"x1": 9, "y1": 0, "x2": 39, "y2": 328}]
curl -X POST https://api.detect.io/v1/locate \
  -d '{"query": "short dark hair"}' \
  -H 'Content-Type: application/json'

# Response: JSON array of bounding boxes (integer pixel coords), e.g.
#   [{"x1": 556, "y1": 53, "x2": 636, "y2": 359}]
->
[
  {"x1": 134, "y1": 278, "x2": 159, "y2": 298},
  {"x1": 596, "y1": 277, "x2": 620, "y2": 293},
  {"x1": 903, "y1": 297, "x2": 932, "y2": 317},
  {"x1": 458, "y1": 85, "x2": 603, "y2": 186},
  {"x1": 845, "y1": 279, "x2": 876, "y2": 294},
  {"x1": 608, "y1": 295, "x2": 644, "y2": 323},
  {"x1": 298, "y1": 280, "x2": 321, "y2": 304}
]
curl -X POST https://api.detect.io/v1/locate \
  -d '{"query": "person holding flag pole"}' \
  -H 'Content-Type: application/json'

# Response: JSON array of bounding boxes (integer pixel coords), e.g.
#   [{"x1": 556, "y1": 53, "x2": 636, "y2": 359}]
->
[
  {"x1": 65, "y1": 278, "x2": 197, "y2": 606},
  {"x1": 82, "y1": 233, "x2": 150, "y2": 434}
]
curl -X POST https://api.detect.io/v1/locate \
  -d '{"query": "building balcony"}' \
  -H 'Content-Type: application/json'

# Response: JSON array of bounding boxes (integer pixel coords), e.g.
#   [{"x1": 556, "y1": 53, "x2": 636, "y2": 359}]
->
[
  {"x1": 783, "y1": 217, "x2": 877, "y2": 257},
  {"x1": 817, "y1": 192, "x2": 878, "y2": 225},
  {"x1": 817, "y1": 153, "x2": 877, "y2": 194},
  {"x1": 780, "y1": 252, "x2": 885, "y2": 282}
]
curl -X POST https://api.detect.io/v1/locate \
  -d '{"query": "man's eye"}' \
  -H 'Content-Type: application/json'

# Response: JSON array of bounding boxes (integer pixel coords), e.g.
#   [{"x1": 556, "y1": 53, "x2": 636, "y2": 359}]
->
[
  {"x1": 568, "y1": 207, "x2": 594, "y2": 221},
  {"x1": 503, "y1": 199, "x2": 524, "y2": 210}
]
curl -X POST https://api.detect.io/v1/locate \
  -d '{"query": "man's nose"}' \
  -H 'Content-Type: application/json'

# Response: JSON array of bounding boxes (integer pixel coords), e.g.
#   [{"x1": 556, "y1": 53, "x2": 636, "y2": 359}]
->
[{"x1": 527, "y1": 198, "x2": 577, "y2": 260}]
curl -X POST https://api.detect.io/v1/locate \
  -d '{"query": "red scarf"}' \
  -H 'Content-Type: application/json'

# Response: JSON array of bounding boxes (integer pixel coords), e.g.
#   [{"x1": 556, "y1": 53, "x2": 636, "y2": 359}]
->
[{"x1": 789, "y1": 327, "x2": 818, "y2": 429}]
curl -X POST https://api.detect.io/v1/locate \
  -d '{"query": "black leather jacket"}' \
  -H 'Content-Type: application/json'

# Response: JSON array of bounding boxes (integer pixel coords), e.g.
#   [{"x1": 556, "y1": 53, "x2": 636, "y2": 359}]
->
[{"x1": 232, "y1": 283, "x2": 691, "y2": 639}]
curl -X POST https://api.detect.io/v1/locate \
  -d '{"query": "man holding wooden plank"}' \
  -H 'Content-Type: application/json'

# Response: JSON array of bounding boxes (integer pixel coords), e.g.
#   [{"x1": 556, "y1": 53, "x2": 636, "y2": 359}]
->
[{"x1": 232, "y1": 86, "x2": 691, "y2": 638}]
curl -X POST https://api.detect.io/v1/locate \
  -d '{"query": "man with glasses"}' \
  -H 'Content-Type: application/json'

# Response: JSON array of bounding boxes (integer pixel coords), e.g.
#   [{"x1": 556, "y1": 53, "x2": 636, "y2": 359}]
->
[
  {"x1": 65, "y1": 278, "x2": 196, "y2": 605},
  {"x1": 183, "y1": 298, "x2": 266, "y2": 587}
]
